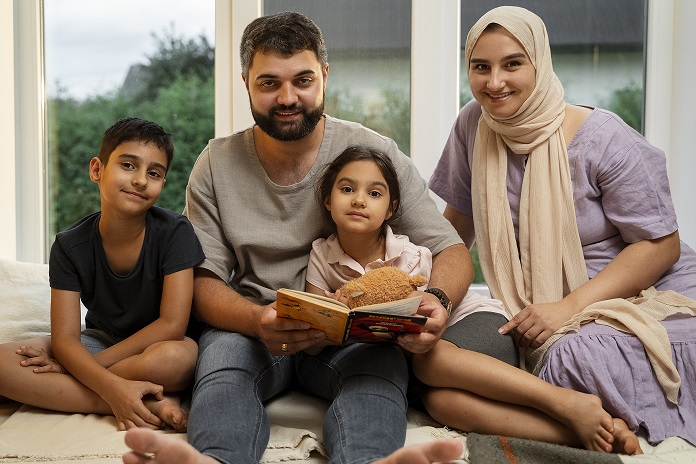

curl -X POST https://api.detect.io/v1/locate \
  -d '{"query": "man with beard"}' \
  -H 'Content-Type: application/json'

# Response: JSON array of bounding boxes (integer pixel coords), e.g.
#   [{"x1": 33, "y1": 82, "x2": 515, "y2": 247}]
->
[{"x1": 178, "y1": 12, "x2": 470, "y2": 464}]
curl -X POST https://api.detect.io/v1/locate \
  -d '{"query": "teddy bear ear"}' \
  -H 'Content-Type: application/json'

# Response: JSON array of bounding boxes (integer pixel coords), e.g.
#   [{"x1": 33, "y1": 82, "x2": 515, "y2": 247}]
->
[{"x1": 410, "y1": 275, "x2": 428, "y2": 287}]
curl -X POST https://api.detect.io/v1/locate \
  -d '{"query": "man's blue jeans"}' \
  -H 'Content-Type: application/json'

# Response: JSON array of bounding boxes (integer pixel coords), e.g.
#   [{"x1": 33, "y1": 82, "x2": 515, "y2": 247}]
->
[{"x1": 188, "y1": 327, "x2": 410, "y2": 464}]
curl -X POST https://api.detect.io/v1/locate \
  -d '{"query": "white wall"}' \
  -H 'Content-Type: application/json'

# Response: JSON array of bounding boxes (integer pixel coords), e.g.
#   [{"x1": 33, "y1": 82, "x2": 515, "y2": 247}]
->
[
  {"x1": 666, "y1": 0, "x2": 696, "y2": 247},
  {"x1": 0, "y1": 0, "x2": 17, "y2": 260}
]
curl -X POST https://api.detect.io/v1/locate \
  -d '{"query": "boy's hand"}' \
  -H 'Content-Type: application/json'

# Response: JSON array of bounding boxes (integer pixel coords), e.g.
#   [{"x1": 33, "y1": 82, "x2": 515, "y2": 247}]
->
[
  {"x1": 258, "y1": 302, "x2": 326, "y2": 356},
  {"x1": 17, "y1": 345, "x2": 67, "y2": 374},
  {"x1": 396, "y1": 291, "x2": 447, "y2": 354},
  {"x1": 101, "y1": 378, "x2": 165, "y2": 431}
]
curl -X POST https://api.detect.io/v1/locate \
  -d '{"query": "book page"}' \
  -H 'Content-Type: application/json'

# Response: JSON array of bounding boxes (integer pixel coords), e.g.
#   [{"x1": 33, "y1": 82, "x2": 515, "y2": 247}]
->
[
  {"x1": 279, "y1": 288, "x2": 349, "y2": 309},
  {"x1": 356, "y1": 295, "x2": 422, "y2": 316}
]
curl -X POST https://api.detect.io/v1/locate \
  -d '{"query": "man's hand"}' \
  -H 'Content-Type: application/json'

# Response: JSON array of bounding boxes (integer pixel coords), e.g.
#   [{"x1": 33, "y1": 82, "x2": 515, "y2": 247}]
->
[
  {"x1": 498, "y1": 300, "x2": 578, "y2": 349},
  {"x1": 396, "y1": 291, "x2": 447, "y2": 354},
  {"x1": 257, "y1": 302, "x2": 327, "y2": 355}
]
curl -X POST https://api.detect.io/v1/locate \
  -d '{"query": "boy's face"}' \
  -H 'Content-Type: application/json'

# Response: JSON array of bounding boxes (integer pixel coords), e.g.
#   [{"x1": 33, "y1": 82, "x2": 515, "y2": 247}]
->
[{"x1": 89, "y1": 141, "x2": 168, "y2": 218}]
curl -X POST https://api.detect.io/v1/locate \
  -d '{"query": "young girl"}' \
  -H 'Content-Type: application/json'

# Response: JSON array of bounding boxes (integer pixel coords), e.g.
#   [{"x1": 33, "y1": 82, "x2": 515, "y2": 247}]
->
[
  {"x1": 307, "y1": 145, "x2": 629, "y2": 454},
  {"x1": 0, "y1": 118, "x2": 204, "y2": 432}
]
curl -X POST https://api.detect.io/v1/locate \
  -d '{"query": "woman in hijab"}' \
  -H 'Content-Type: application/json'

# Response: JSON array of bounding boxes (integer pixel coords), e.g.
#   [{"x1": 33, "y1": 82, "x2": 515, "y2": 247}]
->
[{"x1": 423, "y1": 5, "x2": 696, "y2": 455}]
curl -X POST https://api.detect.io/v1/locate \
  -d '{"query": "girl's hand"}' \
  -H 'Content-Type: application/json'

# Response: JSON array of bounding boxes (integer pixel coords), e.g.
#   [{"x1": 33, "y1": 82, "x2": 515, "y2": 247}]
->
[
  {"x1": 101, "y1": 378, "x2": 165, "y2": 431},
  {"x1": 499, "y1": 300, "x2": 578, "y2": 348},
  {"x1": 324, "y1": 289, "x2": 350, "y2": 306},
  {"x1": 17, "y1": 345, "x2": 67, "y2": 374}
]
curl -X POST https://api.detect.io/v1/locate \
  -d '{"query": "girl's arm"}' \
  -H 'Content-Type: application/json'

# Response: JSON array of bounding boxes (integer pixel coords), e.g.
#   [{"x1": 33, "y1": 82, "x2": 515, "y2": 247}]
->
[
  {"x1": 306, "y1": 281, "x2": 346, "y2": 304},
  {"x1": 92, "y1": 268, "x2": 194, "y2": 369},
  {"x1": 501, "y1": 231, "x2": 681, "y2": 348},
  {"x1": 305, "y1": 282, "x2": 327, "y2": 296}
]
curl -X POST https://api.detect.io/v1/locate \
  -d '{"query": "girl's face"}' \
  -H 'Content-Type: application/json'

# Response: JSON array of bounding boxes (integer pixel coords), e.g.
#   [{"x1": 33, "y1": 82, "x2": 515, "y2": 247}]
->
[
  {"x1": 324, "y1": 159, "x2": 396, "y2": 237},
  {"x1": 468, "y1": 27, "x2": 536, "y2": 118}
]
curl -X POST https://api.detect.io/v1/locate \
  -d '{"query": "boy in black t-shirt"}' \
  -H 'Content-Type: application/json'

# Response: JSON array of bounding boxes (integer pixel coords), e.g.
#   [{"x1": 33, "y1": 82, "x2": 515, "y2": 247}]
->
[{"x1": 0, "y1": 118, "x2": 204, "y2": 432}]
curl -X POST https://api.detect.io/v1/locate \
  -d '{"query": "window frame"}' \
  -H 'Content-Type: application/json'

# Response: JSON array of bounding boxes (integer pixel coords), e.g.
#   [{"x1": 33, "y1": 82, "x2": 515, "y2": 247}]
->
[{"x1": 3, "y1": 0, "x2": 693, "y2": 263}]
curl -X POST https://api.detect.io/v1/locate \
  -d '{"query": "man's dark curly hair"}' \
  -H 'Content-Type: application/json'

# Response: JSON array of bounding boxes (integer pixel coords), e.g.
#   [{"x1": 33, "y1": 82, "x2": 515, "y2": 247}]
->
[{"x1": 240, "y1": 11, "x2": 328, "y2": 80}]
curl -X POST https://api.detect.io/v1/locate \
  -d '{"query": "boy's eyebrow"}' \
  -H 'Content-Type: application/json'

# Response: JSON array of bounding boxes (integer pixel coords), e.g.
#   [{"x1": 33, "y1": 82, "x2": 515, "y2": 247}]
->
[
  {"x1": 470, "y1": 52, "x2": 527, "y2": 64},
  {"x1": 117, "y1": 153, "x2": 168, "y2": 171},
  {"x1": 256, "y1": 69, "x2": 316, "y2": 81}
]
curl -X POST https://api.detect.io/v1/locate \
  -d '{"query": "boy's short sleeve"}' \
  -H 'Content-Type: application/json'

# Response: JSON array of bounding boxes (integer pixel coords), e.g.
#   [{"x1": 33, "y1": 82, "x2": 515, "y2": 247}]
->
[
  {"x1": 160, "y1": 214, "x2": 206, "y2": 276},
  {"x1": 49, "y1": 238, "x2": 82, "y2": 292}
]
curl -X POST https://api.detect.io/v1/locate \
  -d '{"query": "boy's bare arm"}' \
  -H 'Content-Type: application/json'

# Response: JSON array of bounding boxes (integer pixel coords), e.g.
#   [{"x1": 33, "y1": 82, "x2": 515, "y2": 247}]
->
[
  {"x1": 93, "y1": 268, "x2": 194, "y2": 369},
  {"x1": 49, "y1": 288, "x2": 163, "y2": 429}
]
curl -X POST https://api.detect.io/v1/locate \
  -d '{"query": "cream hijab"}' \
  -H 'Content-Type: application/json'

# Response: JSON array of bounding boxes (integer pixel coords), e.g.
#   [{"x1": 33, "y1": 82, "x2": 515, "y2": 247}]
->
[{"x1": 467, "y1": 6, "x2": 588, "y2": 315}]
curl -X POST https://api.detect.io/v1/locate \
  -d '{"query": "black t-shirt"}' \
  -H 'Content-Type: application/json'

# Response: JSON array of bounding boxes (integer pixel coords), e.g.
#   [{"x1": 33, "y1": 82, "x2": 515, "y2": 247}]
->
[{"x1": 49, "y1": 206, "x2": 205, "y2": 339}]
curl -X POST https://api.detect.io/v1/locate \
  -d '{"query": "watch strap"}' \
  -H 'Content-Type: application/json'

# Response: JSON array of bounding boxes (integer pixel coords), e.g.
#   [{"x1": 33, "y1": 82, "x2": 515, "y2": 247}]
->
[{"x1": 425, "y1": 287, "x2": 452, "y2": 316}]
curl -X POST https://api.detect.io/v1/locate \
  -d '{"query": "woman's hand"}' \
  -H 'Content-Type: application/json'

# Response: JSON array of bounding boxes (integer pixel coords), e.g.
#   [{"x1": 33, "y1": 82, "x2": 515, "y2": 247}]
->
[
  {"x1": 499, "y1": 299, "x2": 578, "y2": 349},
  {"x1": 17, "y1": 345, "x2": 67, "y2": 374}
]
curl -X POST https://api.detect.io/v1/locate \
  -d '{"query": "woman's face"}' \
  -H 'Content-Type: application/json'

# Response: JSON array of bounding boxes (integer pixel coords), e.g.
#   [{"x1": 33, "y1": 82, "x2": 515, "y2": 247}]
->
[{"x1": 468, "y1": 27, "x2": 536, "y2": 118}]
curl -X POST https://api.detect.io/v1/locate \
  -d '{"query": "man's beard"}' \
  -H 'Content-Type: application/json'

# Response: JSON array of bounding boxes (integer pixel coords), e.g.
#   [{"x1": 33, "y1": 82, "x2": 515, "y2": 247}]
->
[{"x1": 251, "y1": 98, "x2": 324, "y2": 142}]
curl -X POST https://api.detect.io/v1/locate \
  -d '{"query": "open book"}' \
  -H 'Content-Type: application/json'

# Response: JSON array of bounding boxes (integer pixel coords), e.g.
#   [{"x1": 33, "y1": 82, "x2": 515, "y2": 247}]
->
[{"x1": 276, "y1": 288, "x2": 426, "y2": 344}]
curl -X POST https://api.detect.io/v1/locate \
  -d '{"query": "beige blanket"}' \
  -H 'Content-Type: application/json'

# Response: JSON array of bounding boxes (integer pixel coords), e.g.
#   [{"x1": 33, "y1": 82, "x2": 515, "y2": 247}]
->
[{"x1": 0, "y1": 392, "x2": 467, "y2": 463}]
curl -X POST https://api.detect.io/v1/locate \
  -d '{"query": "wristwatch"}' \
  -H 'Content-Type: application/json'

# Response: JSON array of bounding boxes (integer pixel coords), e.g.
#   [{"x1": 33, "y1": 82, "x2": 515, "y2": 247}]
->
[{"x1": 425, "y1": 288, "x2": 452, "y2": 316}]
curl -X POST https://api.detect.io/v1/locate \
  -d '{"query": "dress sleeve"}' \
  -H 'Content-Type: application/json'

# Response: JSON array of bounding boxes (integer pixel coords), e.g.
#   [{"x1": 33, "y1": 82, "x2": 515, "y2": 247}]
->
[
  {"x1": 593, "y1": 113, "x2": 678, "y2": 243},
  {"x1": 428, "y1": 101, "x2": 479, "y2": 216}
]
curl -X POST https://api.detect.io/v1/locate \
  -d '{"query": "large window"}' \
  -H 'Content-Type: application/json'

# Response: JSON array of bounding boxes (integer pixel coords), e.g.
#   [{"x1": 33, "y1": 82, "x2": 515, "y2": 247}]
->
[
  {"x1": 9, "y1": 1, "x2": 695, "y2": 265},
  {"x1": 44, "y1": 0, "x2": 215, "y2": 238},
  {"x1": 264, "y1": 1, "x2": 412, "y2": 155}
]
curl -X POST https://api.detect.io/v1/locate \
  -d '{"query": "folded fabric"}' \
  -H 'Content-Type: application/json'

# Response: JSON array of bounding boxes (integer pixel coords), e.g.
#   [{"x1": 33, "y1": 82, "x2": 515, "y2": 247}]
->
[
  {"x1": 467, "y1": 433, "x2": 621, "y2": 464},
  {"x1": 528, "y1": 287, "x2": 696, "y2": 403}
]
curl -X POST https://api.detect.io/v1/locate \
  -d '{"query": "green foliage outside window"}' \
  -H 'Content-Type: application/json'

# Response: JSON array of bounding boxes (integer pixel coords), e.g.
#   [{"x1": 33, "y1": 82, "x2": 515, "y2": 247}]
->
[
  {"x1": 325, "y1": 86, "x2": 411, "y2": 156},
  {"x1": 603, "y1": 82, "x2": 643, "y2": 132},
  {"x1": 48, "y1": 31, "x2": 215, "y2": 236}
]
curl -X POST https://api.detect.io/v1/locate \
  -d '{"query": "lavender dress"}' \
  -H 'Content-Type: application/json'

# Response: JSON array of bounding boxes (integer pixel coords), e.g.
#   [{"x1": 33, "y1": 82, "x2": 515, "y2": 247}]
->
[{"x1": 429, "y1": 100, "x2": 696, "y2": 445}]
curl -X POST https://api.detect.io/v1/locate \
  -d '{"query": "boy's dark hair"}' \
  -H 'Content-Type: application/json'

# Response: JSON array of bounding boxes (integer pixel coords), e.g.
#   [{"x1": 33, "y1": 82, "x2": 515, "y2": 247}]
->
[
  {"x1": 317, "y1": 146, "x2": 401, "y2": 235},
  {"x1": 97, "y1": 118, "x2": 174, "y2": 170},
  {"x1": 240, "y1": 11, "x2": 328, "y2": 81}
]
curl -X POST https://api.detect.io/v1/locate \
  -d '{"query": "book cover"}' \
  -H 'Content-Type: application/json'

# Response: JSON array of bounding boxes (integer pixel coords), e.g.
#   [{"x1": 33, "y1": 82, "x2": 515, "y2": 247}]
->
[{"x1": 276, "y1": 288, "x2": 425, "y2": 344}]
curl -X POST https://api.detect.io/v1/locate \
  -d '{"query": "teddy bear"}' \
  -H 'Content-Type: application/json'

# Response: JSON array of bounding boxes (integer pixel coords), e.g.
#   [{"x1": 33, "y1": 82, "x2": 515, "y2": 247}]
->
[{"x1": 337, "y1": 266, "x2": 428, "y2": 309}]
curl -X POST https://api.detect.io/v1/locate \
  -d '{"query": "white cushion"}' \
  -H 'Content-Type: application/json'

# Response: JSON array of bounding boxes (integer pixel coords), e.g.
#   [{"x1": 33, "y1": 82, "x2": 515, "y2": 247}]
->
[{"x1": 0, "y1": 259, "x2": 52, "y2": 343}]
